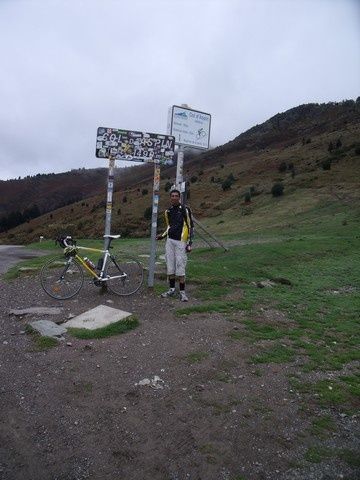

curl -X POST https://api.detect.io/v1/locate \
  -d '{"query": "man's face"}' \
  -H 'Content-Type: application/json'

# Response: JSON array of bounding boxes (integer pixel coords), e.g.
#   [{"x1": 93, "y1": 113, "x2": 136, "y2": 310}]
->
[{"x1": 170, "y1": 191, "x2": 180, "y2": 206}]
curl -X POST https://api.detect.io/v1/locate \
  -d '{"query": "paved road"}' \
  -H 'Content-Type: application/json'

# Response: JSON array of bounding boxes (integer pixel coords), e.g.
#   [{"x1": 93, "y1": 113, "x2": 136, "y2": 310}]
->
[{"x1": 0, "y1": 245, "x2": 47, "y2": 275}]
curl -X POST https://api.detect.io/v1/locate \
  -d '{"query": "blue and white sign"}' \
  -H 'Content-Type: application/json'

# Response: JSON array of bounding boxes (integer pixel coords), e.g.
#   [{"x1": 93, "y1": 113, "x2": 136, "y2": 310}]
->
[{"x1": 167, "y1": 105, "x2": 211, "y2": 149}]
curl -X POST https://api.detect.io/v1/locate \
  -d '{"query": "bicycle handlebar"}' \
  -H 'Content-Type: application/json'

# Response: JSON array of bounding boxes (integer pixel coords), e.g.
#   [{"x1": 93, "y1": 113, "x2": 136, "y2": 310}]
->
[{"x1": 56, "y1": 235, "x2": 75, "y2": 248}]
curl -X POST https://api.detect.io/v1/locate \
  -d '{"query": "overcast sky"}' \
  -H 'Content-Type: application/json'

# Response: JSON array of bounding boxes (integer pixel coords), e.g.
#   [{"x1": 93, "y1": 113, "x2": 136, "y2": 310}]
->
[{"x1": 0, "y1": 0, "x2": 359, "y2": 180}]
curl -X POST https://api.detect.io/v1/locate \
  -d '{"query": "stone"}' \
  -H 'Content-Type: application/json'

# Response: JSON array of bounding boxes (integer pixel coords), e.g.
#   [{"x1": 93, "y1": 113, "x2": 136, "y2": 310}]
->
[
  {"x1": 64, "y1": 305, "x2": 132, "y2": 331},
  {"x1": 10, "y1": 307, "x2": 63, "y2": 316},
  {"x1": 256, "y1": 280, "x2": 276, "y2": 288},
  {"x1": 29, "y1": 320, "x2": 67, "y2": 338}
]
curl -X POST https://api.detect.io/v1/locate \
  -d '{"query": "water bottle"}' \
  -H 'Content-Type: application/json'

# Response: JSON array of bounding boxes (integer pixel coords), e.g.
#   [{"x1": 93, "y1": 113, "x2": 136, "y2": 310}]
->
[{"x1": 84, "y1": 257, "x2": 95, "y2": 270}]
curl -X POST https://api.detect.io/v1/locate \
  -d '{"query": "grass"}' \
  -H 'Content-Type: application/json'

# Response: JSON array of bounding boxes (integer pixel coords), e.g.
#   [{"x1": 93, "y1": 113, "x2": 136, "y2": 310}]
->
[
  {"x1": 304, "y1": 446, "x2": 360, "y2": 467},
  {"x1": 176, "y1": 300, "x2": 253, "y2": 316},
  {"x1": 304, "y1": 446, "x2": 333, "y2": 463},
  {"x1": 25, "y1": 325, "x2": 59, "y2": 351},
  {"x1": 3, "y1": 236, "x2": 150, "y2": 281},
  {"x1": 67, "y1": 316, "x2": 139, "y2": 339},
  {"x1": 290, "y1": 376, "x2": 359, "y2": 411},
  {"x1": 251, "y1": 344, "x2": 295, "y2": 364},
  {"x1": 309, "y1": 415, "x2": 336, "y2": 438},
  {"x1": 185, "y1": 351, "x2": 209, "y2": 364},
  {"x1": 183, "y1": 204, "x2": 360, "y2": 377}
]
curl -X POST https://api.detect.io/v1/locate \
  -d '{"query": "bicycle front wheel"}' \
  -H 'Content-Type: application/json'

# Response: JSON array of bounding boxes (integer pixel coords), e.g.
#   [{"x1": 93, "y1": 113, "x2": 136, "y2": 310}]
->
[
  {"x1": 40, "y1": 255, "x2": 84, "y2": 300},
  {"x1": 105, "y1": 254, "x2": 144, "y2": 296}
]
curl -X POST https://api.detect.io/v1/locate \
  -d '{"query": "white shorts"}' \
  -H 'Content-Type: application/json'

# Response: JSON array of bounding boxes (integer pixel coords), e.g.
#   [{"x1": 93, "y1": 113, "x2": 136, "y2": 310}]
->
[{"x1": 165, "y1": 238, "x2": 187, "y2": 277}]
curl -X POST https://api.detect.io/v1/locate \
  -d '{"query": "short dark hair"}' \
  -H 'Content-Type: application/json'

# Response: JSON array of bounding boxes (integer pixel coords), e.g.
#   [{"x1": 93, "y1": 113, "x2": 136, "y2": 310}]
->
[{"x1": 170, "y1": 189, "x2": 180, "y2": 196}]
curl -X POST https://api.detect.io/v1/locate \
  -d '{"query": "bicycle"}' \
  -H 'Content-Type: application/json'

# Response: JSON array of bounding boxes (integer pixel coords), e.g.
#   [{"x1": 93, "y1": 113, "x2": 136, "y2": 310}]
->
[{"x1": 40, "y1": 235, "x2": 144, "y2": 300}]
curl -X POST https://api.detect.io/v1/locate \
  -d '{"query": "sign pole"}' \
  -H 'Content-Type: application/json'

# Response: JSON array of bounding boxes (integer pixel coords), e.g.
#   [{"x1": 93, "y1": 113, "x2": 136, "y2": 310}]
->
[
  {"x1": 148, "y1": 160, "x2": 161, "y2": 288},
  {"x1": 176, "y1": 144, "x2": 186, "y2": 204},
  {"x1": 104, "y1": 156, "x2": 115, "y2": 250}
]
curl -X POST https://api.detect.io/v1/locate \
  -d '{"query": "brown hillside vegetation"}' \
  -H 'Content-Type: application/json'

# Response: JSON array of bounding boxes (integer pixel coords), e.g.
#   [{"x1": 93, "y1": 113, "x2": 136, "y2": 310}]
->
[{"x1": 1, "y1": 99, "x2": 359, "y2": 244}]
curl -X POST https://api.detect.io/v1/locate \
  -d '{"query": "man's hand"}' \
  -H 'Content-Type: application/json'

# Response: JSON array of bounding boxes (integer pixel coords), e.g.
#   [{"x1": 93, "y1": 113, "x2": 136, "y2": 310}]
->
[
  {"x1": 185, "y1": 244, "x2": 192, "y2": 253},
  {"x1": 156, "y1": 235, "x2": 162, "y2": 241}
]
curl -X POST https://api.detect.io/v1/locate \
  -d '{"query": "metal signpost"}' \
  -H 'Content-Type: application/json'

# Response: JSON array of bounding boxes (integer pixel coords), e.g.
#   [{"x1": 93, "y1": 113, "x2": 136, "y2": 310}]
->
[
  {"x1": 167, "y1": 105, "x2": 225, "y2": 251},
  {"x1": 95, "y1": 127, "x2": 175, "y2": 286},
  {"x1": 167, "y1": 105, "x2": 211, "y2": 199}
]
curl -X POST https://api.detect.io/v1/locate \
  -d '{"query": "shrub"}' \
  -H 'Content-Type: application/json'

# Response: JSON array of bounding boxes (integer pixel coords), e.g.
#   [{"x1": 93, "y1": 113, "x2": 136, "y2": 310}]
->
[
  {"x1": 190, "y1": 176, "x2": 198, "y2": 183},
  {"x1": 355, "y1": 147, "x2": 360, "y2": 155},
  {"x1": 336, "y1": 138, "x2": 342, "y2": 149},
  {"x1": 122, "y1": 196, "x2": 127, "y2": 203},
  {"x1": 164, "y1": 181, "x2": 172, "y2": 192},
  {"x1": 141, "y1": 188, "x2": 148, "y2": 196},
  {"x1": 210, "y1": 176, "x2": 215, "y2": 182},
  {"x1": 271, "y1": 182, "x2": 284, "y2": 197},
  {"x1": 278, "y1": 162, "x2": 287, "y2": 173},
  {"x1": 250, "y1": 186, "x2": 255, "y2": 194},
  {"x1": 244, "y1": 192, "x2": 251, "y2": 203},
  {"x1": 321, "y1": 159, "x2": 331, "y2": 170},
  {"x1": 221, "y1": 178, "x2": 232, "y2": 191},
  {"x1": 228, "y1": 173, "x2": 236, "y2": 182},
  {"x1": 144, "y1": 207, "x2": 152, "y2": 220}
]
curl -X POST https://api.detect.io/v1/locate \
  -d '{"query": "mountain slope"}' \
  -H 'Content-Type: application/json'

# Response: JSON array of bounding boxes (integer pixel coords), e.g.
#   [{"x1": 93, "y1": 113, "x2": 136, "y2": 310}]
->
[{"x1": 1, "y1": 99, "x2": 359, "y2": 244}]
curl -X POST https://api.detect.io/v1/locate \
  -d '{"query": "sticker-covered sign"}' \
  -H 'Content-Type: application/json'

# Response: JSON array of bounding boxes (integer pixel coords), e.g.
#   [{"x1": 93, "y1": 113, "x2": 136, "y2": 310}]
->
[
  {"x1": 167, "y1": 105, "x2": 211, "y2": 149},
  {"x1": 96, "y1": 128, "x2": 175, "y2": 163}
]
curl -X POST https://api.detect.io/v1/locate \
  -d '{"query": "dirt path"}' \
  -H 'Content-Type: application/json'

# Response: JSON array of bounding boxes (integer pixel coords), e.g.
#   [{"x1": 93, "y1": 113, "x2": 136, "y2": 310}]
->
[
  {"x1": 0, "y1": 245, "x2": 46, "y2": 274},
  {"x1": 0, "y1": 276, "x2": 358, "y2": 480}
]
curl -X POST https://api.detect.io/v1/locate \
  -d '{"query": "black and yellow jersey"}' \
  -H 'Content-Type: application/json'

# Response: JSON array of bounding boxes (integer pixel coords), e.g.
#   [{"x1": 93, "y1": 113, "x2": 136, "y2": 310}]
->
[{"x1": 159, "y1": 204, "x2": 194, "y2": 243}]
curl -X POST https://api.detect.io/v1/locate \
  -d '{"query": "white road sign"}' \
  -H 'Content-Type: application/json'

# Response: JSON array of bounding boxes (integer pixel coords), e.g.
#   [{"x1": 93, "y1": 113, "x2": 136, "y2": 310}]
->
[{"x1": 167, "y1": 105, "x2": 211, "y2": 149}]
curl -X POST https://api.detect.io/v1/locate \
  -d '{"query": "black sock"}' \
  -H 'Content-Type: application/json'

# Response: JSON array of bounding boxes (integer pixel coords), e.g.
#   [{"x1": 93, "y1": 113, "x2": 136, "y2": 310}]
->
[
  {"x1": 179, "y1": 282, "x2": 185, "y2": 291},
  {"x1": 169, "y1": 278, "x2": 175, "y2": 289}
]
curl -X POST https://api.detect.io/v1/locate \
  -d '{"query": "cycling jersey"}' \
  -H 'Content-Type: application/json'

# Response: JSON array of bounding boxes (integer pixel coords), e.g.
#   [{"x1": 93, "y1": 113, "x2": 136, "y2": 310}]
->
[{"x1": 159, "y1": 204, "x2": 194, "y2": 243}]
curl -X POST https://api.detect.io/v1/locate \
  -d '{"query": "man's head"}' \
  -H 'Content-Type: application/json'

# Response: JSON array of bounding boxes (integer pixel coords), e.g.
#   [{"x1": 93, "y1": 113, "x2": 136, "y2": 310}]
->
[{"x1": 170, "y1": 189, "x2": 181, "y2": 206}]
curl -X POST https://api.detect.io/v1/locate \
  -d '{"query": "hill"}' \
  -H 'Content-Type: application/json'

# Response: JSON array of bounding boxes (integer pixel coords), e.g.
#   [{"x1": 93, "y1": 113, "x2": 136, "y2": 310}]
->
[{"x1": 1, "y1": 99, "x2": 359, "y2": 244}]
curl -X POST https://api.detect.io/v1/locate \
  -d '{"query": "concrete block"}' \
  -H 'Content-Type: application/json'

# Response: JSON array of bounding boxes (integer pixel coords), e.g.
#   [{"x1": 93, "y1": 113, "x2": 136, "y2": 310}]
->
[{"x1": 64, "y1": 305, "x2": 132, "y2": 331}]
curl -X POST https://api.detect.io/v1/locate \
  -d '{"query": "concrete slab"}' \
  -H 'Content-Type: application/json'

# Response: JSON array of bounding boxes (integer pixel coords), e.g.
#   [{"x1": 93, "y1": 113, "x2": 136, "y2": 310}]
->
[
  {"x1": 64, "y1": 305, "x2": 132, "y2": 331},
  {"x1": 29, "y1": 320, "x2": 67, "y2": 338},
  {"x1": 10, "y1": 307, "x2": 63, "y2": 316}
]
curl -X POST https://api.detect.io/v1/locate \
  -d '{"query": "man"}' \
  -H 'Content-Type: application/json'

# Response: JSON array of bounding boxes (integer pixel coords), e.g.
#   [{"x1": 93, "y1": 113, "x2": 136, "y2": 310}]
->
[{"x1": 156, "y1": 189, "x2": 194, "y2": 301}]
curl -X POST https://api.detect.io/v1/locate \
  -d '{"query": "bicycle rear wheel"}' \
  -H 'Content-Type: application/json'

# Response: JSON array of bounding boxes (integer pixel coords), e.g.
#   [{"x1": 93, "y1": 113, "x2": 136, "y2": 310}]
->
[
  {"x1": 40, "y1": 255, "x2": 84, "y2": 300},
  {"x1": 105, "y1": 254, "x2": 143, "y2": 296}
]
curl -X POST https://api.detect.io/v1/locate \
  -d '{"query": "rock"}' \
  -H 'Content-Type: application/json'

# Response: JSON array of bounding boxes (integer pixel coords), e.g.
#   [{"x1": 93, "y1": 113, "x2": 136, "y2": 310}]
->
[
  {"x1": 10, "y1": 307, "x2": 63, "y2": 316},
  {"x1": 29, "y1": 320, "x2": 67, "y2": 338},
  {"x1": 256, "y1": 280, "x2": 276, "y2": 288},
  {"x1": 136, "y1": 376, "x2": 165, "y2": 389}
]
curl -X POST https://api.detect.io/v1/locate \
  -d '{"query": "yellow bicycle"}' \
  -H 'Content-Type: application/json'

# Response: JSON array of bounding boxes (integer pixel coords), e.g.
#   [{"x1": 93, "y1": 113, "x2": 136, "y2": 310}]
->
[{"x1": 40, "y1": 235, "x2": 143, "y2": 300}]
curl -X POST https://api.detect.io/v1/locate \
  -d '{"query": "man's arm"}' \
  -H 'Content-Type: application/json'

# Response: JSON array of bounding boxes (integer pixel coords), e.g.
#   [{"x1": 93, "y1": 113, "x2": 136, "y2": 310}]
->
[
  {"x1": 156, "y1": 210, "x2": 169, "y2": 240},
  {"x1": 187, "y1": 207, "x2": 194, "y2": 245}
]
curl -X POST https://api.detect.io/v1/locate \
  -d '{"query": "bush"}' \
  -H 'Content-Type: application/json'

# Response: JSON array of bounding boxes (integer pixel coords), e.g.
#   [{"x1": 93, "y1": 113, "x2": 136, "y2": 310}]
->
[
  {"x1": 321, "y1": 159, "x2": 331, "y2": 170},
  {"x1": 141, "y1": 188, "x2": 148, "y2": 196},
  {"x1": 190, "y1": 176, "x2": 198, "y2": 183},
  {"x1": 355, "y1": 147, "x2": 360, "y2": 155},
  {"x1": 271, "y1": 183, "x2": 284, "y2": 197},
  {"x1": 278, "y1": 162, "x2": 287, "y2": 173},
  {"x1": 144, "y1": 207, "x2": 152, "y2": 220},
  {"x1": 250, "y1": 186, "x2": 255, "y2": 194},
  {"x1": 122, "y1": 196, "x2": 127, "y2": 203},
  {"x1": 244, "y1": 192, "x2": 251, "y2": 203},
  {"x1": 221, "y1": 178, "x2": 232, "y2": 191},
  {"x1": 164, "y1": 181, "x2": 172, "y2": 192}
]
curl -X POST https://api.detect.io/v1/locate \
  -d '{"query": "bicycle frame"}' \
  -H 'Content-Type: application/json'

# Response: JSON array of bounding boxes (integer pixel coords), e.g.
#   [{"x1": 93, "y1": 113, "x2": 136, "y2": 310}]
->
[{"x1": 70, "y1": 245, "x2": 127, "y2": 283}]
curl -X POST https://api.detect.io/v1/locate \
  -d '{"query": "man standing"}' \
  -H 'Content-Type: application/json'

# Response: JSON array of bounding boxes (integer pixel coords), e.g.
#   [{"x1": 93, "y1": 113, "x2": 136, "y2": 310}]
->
[{"x1": 156, "y1": 189, "x2": 194, "y2": 301}]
